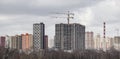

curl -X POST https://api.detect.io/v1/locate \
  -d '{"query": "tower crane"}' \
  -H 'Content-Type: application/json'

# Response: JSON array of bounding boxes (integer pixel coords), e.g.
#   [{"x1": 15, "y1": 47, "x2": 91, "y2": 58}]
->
[{"x1": 52, "y1": 11, "x2": 74, "y2": 24}]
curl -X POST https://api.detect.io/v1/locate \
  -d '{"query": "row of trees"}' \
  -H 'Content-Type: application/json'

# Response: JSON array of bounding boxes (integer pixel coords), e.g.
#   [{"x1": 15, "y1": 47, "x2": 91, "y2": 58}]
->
[{"x1": 0, "y1": 47, "x2": 120, "y2": 59}]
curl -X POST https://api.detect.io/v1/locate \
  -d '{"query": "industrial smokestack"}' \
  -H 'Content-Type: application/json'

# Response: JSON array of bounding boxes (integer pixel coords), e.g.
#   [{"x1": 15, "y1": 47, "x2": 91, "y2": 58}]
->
[{"x1": 103, "y1": 22, "x2": 106, "y2": 39}]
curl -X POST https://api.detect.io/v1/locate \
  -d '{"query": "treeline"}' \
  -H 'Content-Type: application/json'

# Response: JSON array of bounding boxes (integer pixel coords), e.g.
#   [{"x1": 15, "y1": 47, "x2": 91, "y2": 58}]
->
[{"x1": 0, "y1": 47, "x2": 120, "y2": 59}]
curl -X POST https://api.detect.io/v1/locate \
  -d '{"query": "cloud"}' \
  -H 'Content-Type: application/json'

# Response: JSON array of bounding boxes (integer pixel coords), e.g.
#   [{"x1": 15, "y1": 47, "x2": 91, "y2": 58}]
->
[
  {"x1": 0, "y1": 0, "x2": 120, "y2": 47},
  {"x1": 81, "y1": 0, "x2": 120, "y2": 37},
  {"x1": 0, "y1": 0, "x2": 104, "y2": 15}
]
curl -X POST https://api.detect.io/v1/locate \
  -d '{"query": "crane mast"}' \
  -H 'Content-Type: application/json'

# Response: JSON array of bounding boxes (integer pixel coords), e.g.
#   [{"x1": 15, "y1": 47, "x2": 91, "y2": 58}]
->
[{"x1": 54, "y1": 11, "x2": 74, "y2": 24}]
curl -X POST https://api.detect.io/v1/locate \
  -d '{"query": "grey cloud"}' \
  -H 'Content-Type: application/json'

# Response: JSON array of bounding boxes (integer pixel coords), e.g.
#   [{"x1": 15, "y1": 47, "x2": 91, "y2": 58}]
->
[
  {"x1": 84, "y1": 0, "x2": 120, "y2": 37},
  {"x1": 0, "y1": 0, "x2": 120, "y2": 39},
  {"x1": 0, "y1": 0, "x2": 104, "y2": 15}
]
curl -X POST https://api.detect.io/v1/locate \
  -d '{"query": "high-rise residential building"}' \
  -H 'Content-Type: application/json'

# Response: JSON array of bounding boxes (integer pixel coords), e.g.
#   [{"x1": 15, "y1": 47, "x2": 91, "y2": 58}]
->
[
  {"x1": 22, "y1": 34, "x2": 26, "y2": 50},
  {"x1": 44, "y1": 35, "x2": 48, "y2": 49},
  {"x1": 100, "y1": 37, "x2": 112, "y2": 51},
  {"x1": 55, "y1": 23, "x2": 85, "y2": 51},
  {"x1": 94, "y1": 34, "x2": 113, "y2": 51},
  {"x1": 22, "y1": 34, "x2": 27, "y2": 50},
  {"x1": 33, "y1": 23, "x2": 45, "y2": 51},
  {"x1": 5, "y1": 35, "x2": 11, "y2": 48},
  {"x1": 11, "y1": 36, "x2": 17, "y2": 49},
  {"x1": 28, "y1": 34, "x2": 33, "y2": 50},
  {"x1": 94, "y1": 34, "x2": 107, "y2": 50},
  {"x1": 85, "y1": 32, "x2": 94, "y2": 49},
  {"x1": 22, "y1": 33, "x2": 33, "y2": 51},
  {"x1": 113, "y1": 36, "x2": 120, "y2": 50},
  {"x1": 0, "y1": 36, "x2": 6, "y2": 48},
  {"x1": 16, "y1": 35, "x2": 22, "y2": 50},
  {"x1": 15, "y1": 35, "x2": 18, "y2": 49},
  {"x1": 110, "y1": 38, "x2": 114, "y2": 48},
  {"x1": 8, "y1": 36, "x2": 12, "y2": 48},
  {"x1": 94, "y1": 34, "x2": 101, "y2": 50},
  {"x1": 105, "y1": 37, "x2": 113, "y2": 50},
  {"x1": 0, "y1": 33, "x2": 33, "y2": 51}
]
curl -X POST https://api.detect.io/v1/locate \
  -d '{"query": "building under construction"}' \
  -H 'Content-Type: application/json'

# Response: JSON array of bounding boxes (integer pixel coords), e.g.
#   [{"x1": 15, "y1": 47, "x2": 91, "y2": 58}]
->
[
  {"x1": 54, "y1": 11, "x2": 85, "y2": 51},
  {"x1": 55, "y1": 23, "x2": 85, "y2": 51}
]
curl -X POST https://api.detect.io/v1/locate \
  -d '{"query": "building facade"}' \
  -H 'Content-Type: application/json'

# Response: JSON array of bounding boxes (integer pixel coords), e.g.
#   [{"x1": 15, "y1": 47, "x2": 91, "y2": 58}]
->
[
  {"x1": 94, "y1": 34, "x2": 102, "y2": 50},
  {"x1": 0, "y1": 33, "x2": 33, "y2": 51},
  {"x1": 0, "y1": 36, "x2": 6, "y2": 48},
  {"x1": 104, "y1": 37, "x2": 112, "y2": 50},
  {"x1": 85, "y1": 32, "x2": 94, "y2": 49},
  {"x1": 28, "y1": 34, "x2": 33, "y2": 50},
  {"x1": 22, "y1": 33, "x2": 33, "y2": 51},
  {"x1": 33, "y1": 23, "x2": 45, "y2": 51},
  {"x1": 44, "y1": 35, "x2": 48, "y2": 49},
  {"x1": 11, "y1": 36, "x2": 17, "y2": 49},
  {"x1": 113, "y1": 36, "x2": 120, "y2": 50},
  {"x1": 5, "y1": 35, "x2": 11, "y2": 48},
  {"x1": 55, "y1": 23, "x2": 85, "y2": 51},
  {"x1": 94, "y1": 34, "x2": 113, "y2": 51},
  {"x1": 16, "y1": 35, "x2": 22, "y2": 50}
]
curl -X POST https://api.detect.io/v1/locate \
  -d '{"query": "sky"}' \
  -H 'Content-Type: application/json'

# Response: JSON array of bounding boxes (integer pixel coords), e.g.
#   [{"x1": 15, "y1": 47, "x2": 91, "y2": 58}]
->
[{"x1": 0, "y1": 0, "x2": 120, "y2": 47}]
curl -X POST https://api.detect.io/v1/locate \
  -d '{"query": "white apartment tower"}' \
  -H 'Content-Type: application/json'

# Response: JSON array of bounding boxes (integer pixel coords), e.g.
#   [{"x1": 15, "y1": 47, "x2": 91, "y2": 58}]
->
[
  {"x1": 33, "y1": 23, "x2": 45, "y2": 51},
  {"x1": 85, "y1": 32, "x2": 94, "y2": 49}
]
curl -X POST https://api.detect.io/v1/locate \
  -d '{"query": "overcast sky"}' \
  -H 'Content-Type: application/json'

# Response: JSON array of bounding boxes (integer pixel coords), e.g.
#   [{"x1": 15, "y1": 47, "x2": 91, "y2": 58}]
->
[{"x1": 0, "y1": 0, "x2": 120, "y2": 47}]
